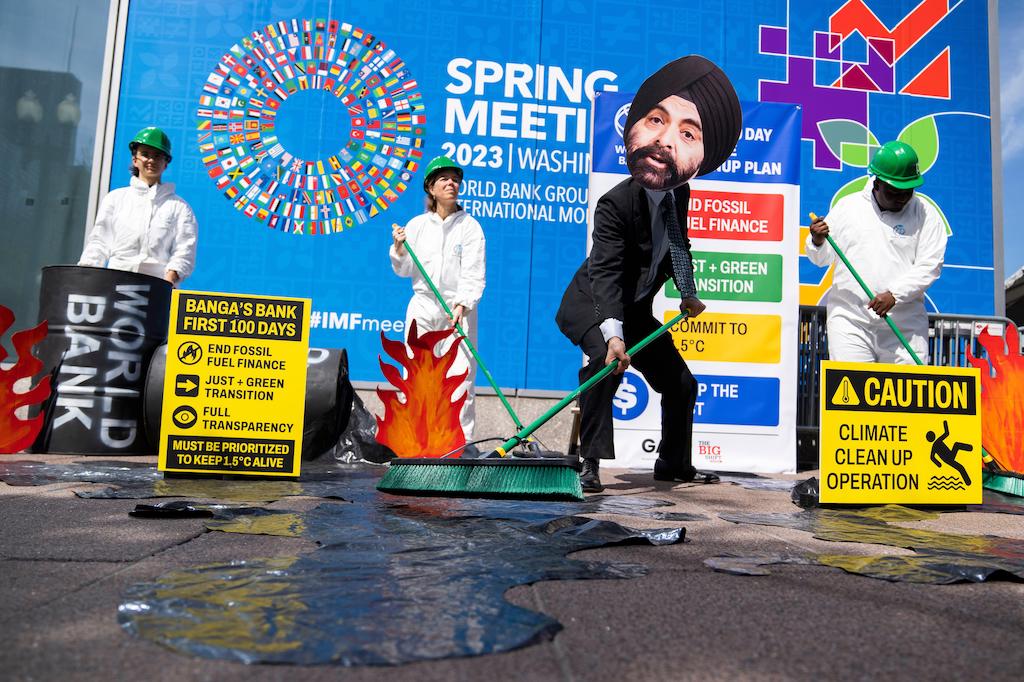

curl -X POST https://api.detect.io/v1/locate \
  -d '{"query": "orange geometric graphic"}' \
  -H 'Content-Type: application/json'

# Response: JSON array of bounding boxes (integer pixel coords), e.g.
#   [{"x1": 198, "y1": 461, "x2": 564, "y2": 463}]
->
[
  {"x1": 899, "y1": 47, "x2": 951, "y2": 99},
  {"x1": 830, "y1": 0, "x2": 952, "y2": 62},
  {"x1": 967, "y1": 326, "x2": 1024, "y2": 473},
  {"x1": 375, "y1": 320, "x2": 467, "y2": 459},
  {"x1": 0, "y1": 305, "x2": 51, "y2": 454}
]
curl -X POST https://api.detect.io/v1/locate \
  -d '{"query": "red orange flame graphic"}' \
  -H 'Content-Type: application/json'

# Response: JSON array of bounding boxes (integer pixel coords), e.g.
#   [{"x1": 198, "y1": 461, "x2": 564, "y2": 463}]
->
[
  {"x1": 967, "y1": 325, "x2": 1024, "y2": 473},
  {"x1": 376, "y1": 320, "x2": 467, "y2": 458},
  {"x1": 0, "y1": 305, "x2": 50, "y2": 453}
]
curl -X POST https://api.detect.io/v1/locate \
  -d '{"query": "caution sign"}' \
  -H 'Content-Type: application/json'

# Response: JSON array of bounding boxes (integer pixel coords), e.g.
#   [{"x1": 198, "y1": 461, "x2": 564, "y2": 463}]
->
[
  {"x1": 158, "y1": 291, "x2": 310, "y2": 477},
  {"x1": 820, "y1": 361, "x2": 982, "y2": 504}
]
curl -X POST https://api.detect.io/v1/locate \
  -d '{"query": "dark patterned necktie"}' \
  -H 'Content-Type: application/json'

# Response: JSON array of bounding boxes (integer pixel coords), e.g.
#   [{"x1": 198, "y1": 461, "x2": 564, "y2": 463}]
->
[{"x1": 662, "y1": 192, "x2": 696, "y2": 299}]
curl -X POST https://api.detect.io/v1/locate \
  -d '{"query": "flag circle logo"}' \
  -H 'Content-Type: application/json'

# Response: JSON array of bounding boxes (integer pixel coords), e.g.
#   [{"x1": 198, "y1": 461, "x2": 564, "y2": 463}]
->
[{"x1": 196, "y1": 19, "x2": 426, "y2": 235}]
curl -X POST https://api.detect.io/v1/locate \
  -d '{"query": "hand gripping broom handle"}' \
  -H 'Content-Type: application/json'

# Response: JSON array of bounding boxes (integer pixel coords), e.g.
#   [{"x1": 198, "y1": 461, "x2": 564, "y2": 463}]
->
[
  {"x1": 399, "y1": 235, "x2": 526, "y2": 430},
  {"x1": 809, "y1": 213, "x2": 923, "y2": 366},
  {"x1": 491, "y1": 312, "x2": 688, "y2": 457}
]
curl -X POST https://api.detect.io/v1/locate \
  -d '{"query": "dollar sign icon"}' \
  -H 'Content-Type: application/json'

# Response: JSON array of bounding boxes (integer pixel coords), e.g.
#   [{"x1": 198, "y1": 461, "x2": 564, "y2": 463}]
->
[{"x1": 613, "y1": 381, "x2": 638, "y2": 418}]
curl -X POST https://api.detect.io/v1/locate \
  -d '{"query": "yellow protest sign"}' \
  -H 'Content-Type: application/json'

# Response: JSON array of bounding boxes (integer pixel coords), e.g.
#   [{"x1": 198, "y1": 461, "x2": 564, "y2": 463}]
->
[
  {"x1": 820, "y1": 361, "x2": 982, "y2": 504},
  {"x1": 158, "y1": 291, "x2": 310, "y2": 477},
  {"x1": 666, "y1": 311, "x2": 781, "y2": 363}
]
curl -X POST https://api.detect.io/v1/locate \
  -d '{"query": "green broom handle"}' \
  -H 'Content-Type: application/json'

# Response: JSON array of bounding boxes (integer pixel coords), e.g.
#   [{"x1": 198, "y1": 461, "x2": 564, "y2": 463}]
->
[
  {"x1": 491, "y1": 312, "x2": 688, "y2": 457},
  {"x1": 398, "y1": 234, "x2": 525, "y2": 430},
  {"x1": 809, "y1": 213, "x2": 923, "y2": 366}
]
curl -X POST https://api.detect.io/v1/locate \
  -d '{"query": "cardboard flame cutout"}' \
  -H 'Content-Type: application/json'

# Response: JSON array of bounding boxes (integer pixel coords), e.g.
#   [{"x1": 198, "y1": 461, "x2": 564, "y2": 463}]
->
[
  {"x1": 0, "y1": 305, "x2": 50, "y2": 453},
  {"x1": 376, "y1": 320, "x2": 467, "y2": 458},
  {"x1": 967, "y1": 326, "x2": 1024, "y2": 473}
]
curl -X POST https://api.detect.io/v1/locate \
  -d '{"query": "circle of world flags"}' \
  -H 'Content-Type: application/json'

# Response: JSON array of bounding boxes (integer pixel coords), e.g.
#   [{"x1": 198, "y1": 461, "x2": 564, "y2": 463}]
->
[{"x1": 196, "y1": 18, "x2": 427, "y2": 235}]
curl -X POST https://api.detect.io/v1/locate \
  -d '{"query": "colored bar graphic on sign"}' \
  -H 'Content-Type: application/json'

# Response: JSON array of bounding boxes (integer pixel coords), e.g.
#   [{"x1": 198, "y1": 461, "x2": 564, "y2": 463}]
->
[
  {"x1": 667, "y1": 251, "x2": 783, "y2": 302},
  {"x1": 686, "y1": 190, "x2": 784, "y2": 242},
  {"x1": 694, "y1": 375, "x2": 780, "y2": 426},
  {"x1": 667, "y1": 312, "x2": 781, "y2": 363}
]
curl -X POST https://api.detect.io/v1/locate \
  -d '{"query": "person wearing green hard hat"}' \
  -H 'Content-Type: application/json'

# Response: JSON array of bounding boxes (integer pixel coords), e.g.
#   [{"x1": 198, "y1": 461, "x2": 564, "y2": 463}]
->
[
  {"x1": 79, "y1": 126, "x2": 197, "y2": 286},
  {"x1": 390, "y1": 155, "x2": 486, "y2": 451},
  {"x1": 807, "y1": 140, "x2": 947, "y2": 364}
]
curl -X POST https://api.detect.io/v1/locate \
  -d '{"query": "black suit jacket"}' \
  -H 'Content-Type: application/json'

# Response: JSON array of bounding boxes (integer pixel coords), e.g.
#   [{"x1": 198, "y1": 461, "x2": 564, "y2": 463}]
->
[{"x1": 555, "y1": 177, "x2": 692, "y2": 345}]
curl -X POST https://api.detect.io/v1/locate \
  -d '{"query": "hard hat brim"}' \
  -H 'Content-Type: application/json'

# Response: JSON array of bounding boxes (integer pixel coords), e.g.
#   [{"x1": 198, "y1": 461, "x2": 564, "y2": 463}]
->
[{"x1": 879, "y1": 174, "x2": 924, "y2": 190}]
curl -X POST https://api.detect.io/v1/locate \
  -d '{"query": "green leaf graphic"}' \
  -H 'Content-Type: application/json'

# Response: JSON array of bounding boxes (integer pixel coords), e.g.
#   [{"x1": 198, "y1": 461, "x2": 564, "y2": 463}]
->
[
  {"x1": 839, "y1": 142, "x2": 873, "y2": 167},
  {"x1": 897, "y1": 116, "x2": 939, "y2": 173},
  {"x1": 818, "y1": 120, "x2": 879, "y2": 166},
  {"x1": 830, "y1": 176, "x2": 869, "y2": 209}
]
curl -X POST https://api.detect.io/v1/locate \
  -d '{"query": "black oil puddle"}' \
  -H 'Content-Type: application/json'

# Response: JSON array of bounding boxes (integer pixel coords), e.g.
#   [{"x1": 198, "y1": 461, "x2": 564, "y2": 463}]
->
[
  {"x1": 712, "y1": 505, "x2": 1024, "y2": 583},
  {"x1": 118, "y1": 475, "x2": 687, "y2": 665}
]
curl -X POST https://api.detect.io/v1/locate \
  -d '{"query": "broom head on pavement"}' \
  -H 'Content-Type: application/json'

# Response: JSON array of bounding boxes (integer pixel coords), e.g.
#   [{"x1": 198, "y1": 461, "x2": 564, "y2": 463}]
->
[{"x1": 378, "y1": 456, "x2": 583, "y2": 500}]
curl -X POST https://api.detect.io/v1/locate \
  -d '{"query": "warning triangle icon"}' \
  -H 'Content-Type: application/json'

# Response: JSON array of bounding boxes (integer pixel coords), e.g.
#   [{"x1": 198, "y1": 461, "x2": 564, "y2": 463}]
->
[{"x1": 831, "y1": 376, "x2": 860, "y2": 406}]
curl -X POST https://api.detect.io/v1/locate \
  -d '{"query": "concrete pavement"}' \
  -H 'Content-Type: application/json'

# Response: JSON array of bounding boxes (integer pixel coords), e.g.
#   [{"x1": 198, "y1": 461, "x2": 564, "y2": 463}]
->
[{"x1": 3, "y1": 392, "x2": 1024, "y2": 680}]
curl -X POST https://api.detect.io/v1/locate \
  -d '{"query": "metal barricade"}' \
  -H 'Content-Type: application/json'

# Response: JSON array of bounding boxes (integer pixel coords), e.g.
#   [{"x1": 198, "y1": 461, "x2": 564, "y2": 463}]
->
[
  {"x1": 795, "y1": 307, "x2": 1013, "y2": 470},
  {"x1": 928, "y1": 314, "x2": 1011, "y2": 368}
]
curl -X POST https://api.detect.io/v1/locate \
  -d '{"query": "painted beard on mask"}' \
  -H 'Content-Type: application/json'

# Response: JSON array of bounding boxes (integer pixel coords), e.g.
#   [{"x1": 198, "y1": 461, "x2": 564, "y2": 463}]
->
[{"x1": 626, "y1": 143, "x2": 699, "y2": 191}]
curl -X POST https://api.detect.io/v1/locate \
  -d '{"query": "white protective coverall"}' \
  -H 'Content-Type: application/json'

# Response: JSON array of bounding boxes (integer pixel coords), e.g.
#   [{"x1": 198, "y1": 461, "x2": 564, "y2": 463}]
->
[
  {"x1": 390, "y1": 209, "x2": 486, "y2": 441},
  {"x1": 79, "y1": 176, "x2": 198, "y2": 282},
  {"x1": 805, "y1": 183, "x2": 947, "y2": 364}
]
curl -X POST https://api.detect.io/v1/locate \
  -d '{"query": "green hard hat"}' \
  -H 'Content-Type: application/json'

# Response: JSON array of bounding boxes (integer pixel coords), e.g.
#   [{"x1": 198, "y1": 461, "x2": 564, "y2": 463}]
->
[
  {"x1": 129, "y1": 126, "x2": 172, "y2": 160},
  {"x1": 422, "y1": 155, "x2": 462, "y2": 191},
  {"x1": 868, "y1": 141, "x2": 923, "y2": 189}
]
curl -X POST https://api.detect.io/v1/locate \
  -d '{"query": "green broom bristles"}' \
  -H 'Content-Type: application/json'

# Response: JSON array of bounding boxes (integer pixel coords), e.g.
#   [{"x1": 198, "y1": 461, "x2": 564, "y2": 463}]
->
[
  {"x1": 982, "y1": 470, "x2": 1024, "y2": 498},
  {"x1": 378, "y1": 459, "x2": 584, "y2": 501}
]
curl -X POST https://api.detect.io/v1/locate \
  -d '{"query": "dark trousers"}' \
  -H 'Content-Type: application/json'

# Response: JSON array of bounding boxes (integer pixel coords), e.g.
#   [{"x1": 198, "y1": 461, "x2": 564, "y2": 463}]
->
[{"x1": 576, "y1": 309, "x2": 698, "y2": 467}]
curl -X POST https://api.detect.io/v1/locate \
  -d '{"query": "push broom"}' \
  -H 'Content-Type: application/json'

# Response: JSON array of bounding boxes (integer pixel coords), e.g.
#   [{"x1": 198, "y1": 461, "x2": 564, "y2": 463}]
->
[
  {"x1": 810, "y1": 212, "x2": 1004, "y2": 487},
  {"x1": 378, "y1": 312, "x2": 687, "y2": 500},
  {"x1": 395, "y1": 235, "x2": 538, "y2": 450}
]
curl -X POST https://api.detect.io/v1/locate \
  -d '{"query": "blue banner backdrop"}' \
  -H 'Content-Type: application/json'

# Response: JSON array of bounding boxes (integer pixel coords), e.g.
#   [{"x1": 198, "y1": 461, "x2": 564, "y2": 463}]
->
[{"x1": 109, "y1": 0, "x2": 995, "y2": 390}]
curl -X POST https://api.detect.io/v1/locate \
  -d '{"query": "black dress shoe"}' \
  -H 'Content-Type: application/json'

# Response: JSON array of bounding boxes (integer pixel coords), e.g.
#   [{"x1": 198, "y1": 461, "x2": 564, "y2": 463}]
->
[
  {"x1": 579, "y1": 457, "x2": 604, "y2": 493},
  {"x1": 653, "y1": 458, "x2": 720, "y2": 484}
]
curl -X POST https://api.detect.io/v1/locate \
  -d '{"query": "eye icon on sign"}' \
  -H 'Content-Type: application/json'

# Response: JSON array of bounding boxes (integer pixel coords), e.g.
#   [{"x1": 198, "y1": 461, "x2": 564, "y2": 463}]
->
[
  {"x1": 178, "y1": 341, "x2": 203, "y2": 365},
  {"x1": 172, "y1": 405, "x2": 198, "y2": 429}
]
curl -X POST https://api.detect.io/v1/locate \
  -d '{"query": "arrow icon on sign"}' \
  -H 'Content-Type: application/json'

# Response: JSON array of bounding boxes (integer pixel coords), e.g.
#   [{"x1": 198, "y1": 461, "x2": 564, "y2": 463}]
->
[{"x1": 174, "y1": 374, "x2": 200, "y2": 398}]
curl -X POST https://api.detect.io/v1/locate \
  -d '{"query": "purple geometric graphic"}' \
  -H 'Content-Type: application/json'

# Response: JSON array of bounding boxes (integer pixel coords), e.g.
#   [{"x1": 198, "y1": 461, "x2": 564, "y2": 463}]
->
[
  {"x1": 814, "y1": 32, "x2": 841, "y2": 60},
  {"x1": 760, "y1": 26, "x2": 788, "y2": 55},
  {"x1": 760, "y1": 56, "x2": 867, "y2": 170}
]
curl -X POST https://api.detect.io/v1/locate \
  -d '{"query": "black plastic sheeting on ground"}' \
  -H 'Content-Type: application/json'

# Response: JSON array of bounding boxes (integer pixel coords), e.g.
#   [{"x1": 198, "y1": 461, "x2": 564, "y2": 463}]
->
[
  {"x1": 712, "y1": 505, "x2": 1024, "y2": 584},
  {"x1": 129, "y1": 501, "x2": 265, "y2": 519},
  {"x1": 788, "y1": 476, "x2": 1024, "y2": 516},
  {"x1": 0, "y1": 458, "x2": 377, "y2": 502},
  {"x1": 718, "y1": 474, "x2": 804, "y2": 493},
  {"x1": 119, "y1": 479, "x2": 686, "y2": 666},
  {"x1": 0, "y1": 459, "x2": 707, "y2": 525}
]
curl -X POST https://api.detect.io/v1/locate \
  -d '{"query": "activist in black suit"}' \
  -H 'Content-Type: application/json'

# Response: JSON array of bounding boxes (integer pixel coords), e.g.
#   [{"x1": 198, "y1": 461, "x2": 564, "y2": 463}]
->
[{"x1": 556, "y1": 55, "x2": 742, "y2": 492}]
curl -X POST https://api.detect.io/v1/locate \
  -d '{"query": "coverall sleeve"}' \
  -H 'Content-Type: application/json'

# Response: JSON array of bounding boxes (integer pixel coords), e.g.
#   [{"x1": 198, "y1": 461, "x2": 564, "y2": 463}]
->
[
  {"x1": 454, "y1": 219, "x2": 486, "y2": 310},
  {"x1": 78, "y1": 194, "x2": 115, "y2": 267},
  {"x1": 389, "y1": 219, "x2": 417, "y2": 278},
  {"x1": 165, "y1": 203, "x2": 198, "y2": 280},
  {"x1": 804, "y1": 205, "x2": 839, "y2": 268},
  {"x1": 888, "y1": 203, "x2": 947, "y2": 302}
]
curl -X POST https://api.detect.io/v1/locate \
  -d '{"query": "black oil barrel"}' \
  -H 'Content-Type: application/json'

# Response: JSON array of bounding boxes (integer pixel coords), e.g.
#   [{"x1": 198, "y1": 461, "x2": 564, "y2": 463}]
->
[
  {"x1": 143, "y1": 346, "x2": 353, "y2": 459},
  {"x1": 33, "y1": 265, "x2": 172, "y2": 454}
]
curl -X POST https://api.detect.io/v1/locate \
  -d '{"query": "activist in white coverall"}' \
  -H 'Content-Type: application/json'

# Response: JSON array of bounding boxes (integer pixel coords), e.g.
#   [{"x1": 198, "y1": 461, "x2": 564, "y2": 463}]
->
[
  {"x1": 390, "y1": 156, "x2": 486, "y2": 445},
  {"x1": 806, "y1": 146, "x2": 946, "y2": 364},
  {"x1": 79, "y1": 127, "x2": 197, "y2": 285}
]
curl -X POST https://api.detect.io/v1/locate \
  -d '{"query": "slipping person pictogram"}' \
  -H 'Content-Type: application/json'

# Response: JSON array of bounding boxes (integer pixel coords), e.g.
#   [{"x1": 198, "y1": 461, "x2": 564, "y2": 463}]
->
[{"x1": 926, "y1": 419, "x2": 973, "y2": 486}]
